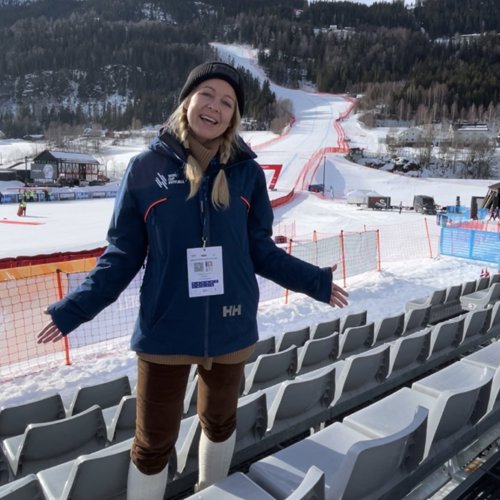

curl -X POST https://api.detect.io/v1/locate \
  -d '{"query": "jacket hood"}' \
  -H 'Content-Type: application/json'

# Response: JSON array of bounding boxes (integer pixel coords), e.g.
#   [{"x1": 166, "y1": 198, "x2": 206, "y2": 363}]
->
[{"x1": 149, "y1": 129, "x2": 257, "y2": 167}]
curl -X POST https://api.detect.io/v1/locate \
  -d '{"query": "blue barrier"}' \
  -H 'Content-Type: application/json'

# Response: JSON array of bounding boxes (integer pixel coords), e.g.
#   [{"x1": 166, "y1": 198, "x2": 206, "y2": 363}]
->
[{"x1": 440, "y1": 226, "x2": 500, "y2": 266}]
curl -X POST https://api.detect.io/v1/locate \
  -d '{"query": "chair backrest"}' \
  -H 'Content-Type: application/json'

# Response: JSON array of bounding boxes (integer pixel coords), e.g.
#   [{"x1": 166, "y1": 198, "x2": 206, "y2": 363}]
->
[
  {"x1": 476, "y1": 276, "x2": 490, "y2": 291},
  {"x1": 445, "y1": 284, "x2": 462, "y2": 303},
  {"x1": 234, "y1": 392, "x2": 268, "y2": 454},
  {"x1": 107, "y1": 395, "x2": 136, "y2": 443},
  {"x1": 68, "y1": 376, "x2": 131, "y2": 415},
  {"x1": 373, "y1": 313, "x2": 405, "y2": 344},
  {"x1": 0, "y1": 474, "x2": 45, "y2": 500},
  {"x1": 246, "y1": 337, "x2": 276, "y2": 364},
  {"x1": 60, "y1": 442, "x2": 131, "y2": 500},
  {"x1": 313, "y1": 318, "x2": 340, "y2": 339},
  {"x1": 490, "y1": 273, "x2": 500, "y2": 286},
  {"x1": 429, "y1": 317, "x2": 464, "y2": 356},
  {"x1": 277, "y1": 327, "x2": 310, "y2": 352},
  {"x1": 462, "y1": 308, "x2": 491, "y2": 342},
  {"x1": 296, "y1": 333, "x2": 339, "y2": 375},
  {"x1": 461, "y1": 280, "x2": 476, "y2": 296},
  {"x1": 286, "y1": 466, "x2": 325, "y2": 500},
  {"x1": 267, "y1": 365, "x2": 336, "y2": 435},
  {"x1": 244, "y1": 346, "x2": 298, "y2": 395},
  {"x1": 341, "y1": 311, "x2": 367, "y2": 333},
  {"x1": 9, "y1": 405, "x2": 107, "y2": 477},
  {"x1": 338, "y1": 323, "x2": 374, "y2": 358},
  {"x1": 336, "y1": 406, "x2": 428, "y2": 500},
  {"x1": 0, "y1": 394, "x2": 65, "y2": 440},
  {"x1": 388, "y1": 328, "x2": 431, "y2": 376},
  {"x1": 429, "y1": 288, "x2": 447, "y2": 305},
  {"x1": 488, "y1": 301, "x2": 500, "y2": 336},
  {"x1": 403, "y1": 306, "x2": 430, "y2": 335}
]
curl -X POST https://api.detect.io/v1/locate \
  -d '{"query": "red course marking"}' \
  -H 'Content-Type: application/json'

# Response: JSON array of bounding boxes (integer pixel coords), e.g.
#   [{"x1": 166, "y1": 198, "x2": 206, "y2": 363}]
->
[{"x1": 0, "y1": 219, "x2": 44, "y2": 226}]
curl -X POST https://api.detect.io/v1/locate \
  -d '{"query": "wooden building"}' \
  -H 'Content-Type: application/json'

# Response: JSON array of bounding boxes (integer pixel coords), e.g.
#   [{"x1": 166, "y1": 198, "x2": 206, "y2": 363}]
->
[{"x1": 31, "y1": 150, "x2": 101, "y2": 186}]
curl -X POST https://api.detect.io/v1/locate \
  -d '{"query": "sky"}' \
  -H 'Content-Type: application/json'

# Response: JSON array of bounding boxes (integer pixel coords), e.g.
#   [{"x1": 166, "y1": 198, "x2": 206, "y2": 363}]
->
[{"x1": 0, "y1": 45, "x2": 498, "y2": 410}]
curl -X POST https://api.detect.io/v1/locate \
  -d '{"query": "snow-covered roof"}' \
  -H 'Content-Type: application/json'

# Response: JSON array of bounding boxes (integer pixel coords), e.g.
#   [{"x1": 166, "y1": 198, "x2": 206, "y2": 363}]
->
[{"x1": 39, "y1": 151, "x2": 100, "y2": 164}]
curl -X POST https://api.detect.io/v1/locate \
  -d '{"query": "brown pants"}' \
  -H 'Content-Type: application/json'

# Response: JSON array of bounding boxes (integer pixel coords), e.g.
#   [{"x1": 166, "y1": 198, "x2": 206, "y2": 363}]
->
[{"x1": 130, "y1": 358, "x2": 245, "y2": 475}]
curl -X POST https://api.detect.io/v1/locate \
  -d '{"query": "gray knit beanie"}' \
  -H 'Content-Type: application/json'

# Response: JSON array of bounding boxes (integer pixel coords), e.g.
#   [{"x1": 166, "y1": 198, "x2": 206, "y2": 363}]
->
[{"x1": 179, "y1": 61, "x2": 245, "y2": 115}]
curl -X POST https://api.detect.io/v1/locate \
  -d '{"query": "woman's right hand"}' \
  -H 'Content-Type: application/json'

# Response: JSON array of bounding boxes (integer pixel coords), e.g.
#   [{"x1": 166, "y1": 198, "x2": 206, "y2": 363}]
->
[{"x1": 37, "y1": 318, "x2": 64, "y2": 344}]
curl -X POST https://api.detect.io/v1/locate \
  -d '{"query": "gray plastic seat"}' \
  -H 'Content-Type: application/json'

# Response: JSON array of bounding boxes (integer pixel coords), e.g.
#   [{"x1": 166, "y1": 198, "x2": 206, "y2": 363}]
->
[
  {"x1": 405, "y1": 288, "x2": 446, "y2": 312},
  {"x1": 243, "y1": 346, "x2": 297, "y2": 395},
  {"x1": 105, "y1": 395, "x2": 136, "y2": 443},
  {"x1": 2, "y1": 405, "x2": 107, "y2": 478},
  {"x1": 37, "y1": 438, "x2": 132, "y2": 500},
  {"x1": 0, "y1": 394, "x2": 65, "y2": 440},
  {"x1": 68, "y1": 375, "x2": 131, "y2": 415},
  {"x1": 276, "y1": 326, "x2": 310, "y2": 352},
  {"x1": 332, "y1": 344, "x2": 390, "y2": 407},
  {"x1": 461, "y1": 340, "x2": 500, "y2": 413},
  {"x1": 402, "y1": 306, "x2": 430, "y2": 335},
  {"x1": 488, "y1": 301, "x2": 500, "y2": 336},
  {"x1": 476, "y1": 276, "x2": 490, "y2": 291},
  {"x1": 185, "y1": 466, "x2": 325, "y2": 500},
  {"x1": 428, "y1": 316, "x2": 464, "y2": 358},
  {"x1": 233, "y1": 392, "x2": 268, "y2": 454},
  {"x1": 263, "y1": 365, "x2": 336, "y2": 436},
  {"x1": 0, "y1": 474, "x2": 45, "y2": 499},
  {"x1": 490, "y1": 273, "x2": 500, "y2": 286},
  {"x1": 246, "y1": 337, "x2": 276, "y2": 363},
  {"x1": 312, "y1": 318, "x2": 340, "y2": 339},
  {"x1": 461, "y1": 280, "x2": 476, "y2": 296},
  {"x1": 429, "y1": 284, "x2": 464, "y2": 322},
  {"x1": 340, "y1": 310, "x2": 367, "y2": 333},
  {"x1": 460, "y1": 283, "x2": 500, "y2": 311},
  {"x1": 338, "y1": 322, "x2": 374, "y2": 358},
  {"x1": 387, "y1": 328, "x2": 431, "y2": 377},
  {"x1": 248, "y1": 406, "x2": 427, "y2": 500},
  {"x1": 296, "y1": 332, "x2": 339, "y2": 375},
  {"x1": 372, "y1": 313, "x2": 404, "y2": 345},
  {"x1": 460, "y1": 308, "x2": 492, "y2": 345}
]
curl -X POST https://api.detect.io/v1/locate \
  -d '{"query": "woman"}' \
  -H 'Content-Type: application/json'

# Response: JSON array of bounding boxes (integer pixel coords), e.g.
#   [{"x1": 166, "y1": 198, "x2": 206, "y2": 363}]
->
[{"x1": 37, "y1": 61, "x2": 349, "y2": 499}]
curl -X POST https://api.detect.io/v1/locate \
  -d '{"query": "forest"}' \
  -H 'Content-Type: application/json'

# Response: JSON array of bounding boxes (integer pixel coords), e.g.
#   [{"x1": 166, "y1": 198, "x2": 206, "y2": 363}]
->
[{"x1": 0, "y1": 0, "x2": 498, "y2": 136}]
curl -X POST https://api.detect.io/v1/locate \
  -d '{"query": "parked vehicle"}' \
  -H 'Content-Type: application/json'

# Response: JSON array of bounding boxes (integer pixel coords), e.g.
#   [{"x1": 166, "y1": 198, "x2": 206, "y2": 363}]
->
[{"x1": 413, "y1": 195, "x2": 437, "y2": 215}]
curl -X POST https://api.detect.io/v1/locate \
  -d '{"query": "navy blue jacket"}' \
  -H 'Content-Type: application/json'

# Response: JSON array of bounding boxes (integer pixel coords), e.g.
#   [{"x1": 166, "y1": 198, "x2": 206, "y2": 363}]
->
[{"x1": 48, "y1": 131, "x2": 333, "y2": 356}]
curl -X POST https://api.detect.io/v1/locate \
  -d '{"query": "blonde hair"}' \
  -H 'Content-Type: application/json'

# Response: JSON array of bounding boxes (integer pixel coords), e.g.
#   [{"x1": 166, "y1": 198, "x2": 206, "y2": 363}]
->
[{"x1": 167, "y1": 97, "x2": 241, "y2": 209}]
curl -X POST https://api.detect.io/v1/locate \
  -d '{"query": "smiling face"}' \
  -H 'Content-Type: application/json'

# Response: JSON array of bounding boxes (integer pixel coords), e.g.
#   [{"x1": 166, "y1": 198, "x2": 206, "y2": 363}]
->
[{"x1": 186, "y1": 78, "x2": 237, "y2": 144}]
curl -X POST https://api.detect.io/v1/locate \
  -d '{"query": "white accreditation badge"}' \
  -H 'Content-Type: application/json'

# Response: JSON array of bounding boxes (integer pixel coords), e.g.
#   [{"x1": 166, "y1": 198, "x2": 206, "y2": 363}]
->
[{"x1": 186, "y1": 246, "x2": 224, "y2": 298}]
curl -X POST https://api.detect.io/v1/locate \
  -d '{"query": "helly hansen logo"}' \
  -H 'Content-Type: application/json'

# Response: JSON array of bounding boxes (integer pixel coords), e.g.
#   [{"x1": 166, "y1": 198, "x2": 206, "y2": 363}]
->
[{"x1": 223, "y1": 304, "x2": 242, "y2": 317}]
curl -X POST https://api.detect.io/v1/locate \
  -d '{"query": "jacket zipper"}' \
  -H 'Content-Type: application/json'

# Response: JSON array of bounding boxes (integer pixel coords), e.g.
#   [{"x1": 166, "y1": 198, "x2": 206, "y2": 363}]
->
[{"x1": 200, "y1": 175, "x2": 211, "y2": 357}]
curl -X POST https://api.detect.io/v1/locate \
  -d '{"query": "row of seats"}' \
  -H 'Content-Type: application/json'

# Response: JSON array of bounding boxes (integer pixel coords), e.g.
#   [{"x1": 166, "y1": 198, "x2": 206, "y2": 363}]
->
[
  {"x1": 3, "y1": 330, "x2": 498, "y2": 500},
  {"x1": 1, "y1": 281, "x2": 498, "y2": 497},
  {"x1": 405, "y1": 274, "x2": 500, "y2": 324},
  {"x1": 191, "y1": 339, "x2": 500, "y2": 500}
]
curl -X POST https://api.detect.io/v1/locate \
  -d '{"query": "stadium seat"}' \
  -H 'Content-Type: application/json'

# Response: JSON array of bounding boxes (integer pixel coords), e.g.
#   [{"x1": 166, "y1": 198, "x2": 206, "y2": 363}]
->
[
  {"x1": 372, "y1": 312, "x2": 405, "y2": 346},
  {"x1": 36, "y1": 438, "x2": 132, "y2": 500},
  {"x1": 428, "y1": 316, "x2": 464, "y2": 358},
  {"x1": 332, "y1": 344, "x2": 390, "y2": 407},
  {"x1": 460, "y1": 308, "x2": 492, "y2": 345},
  {"x1": 405, "y1": 288, "x2": 446, "y2": 313},
  {"x1": 246, "y1": 337, "x2": 276, "y2": 363},
  {"x1": 67, "y1": 375, "x2": 131, "y2": 415},
  {"x1": 184, "y1": 466, "x2": 325, "y2": 500},
  {"x1": 410, "y1": 361, "x2": 493, "y2": 457},
  {"x1": 312, "y1": 317, "x2": 340, "y2": 339},
  {"x1": 296, "y1": 332, "x2": 339, "y2": 375},
  {"x1": 402, "y1": 306, "x2": 430, "y2": 335},
  {"x1": 338, "y1": 322, "x2": 374, "y2": 358},
  {"x1": 105, "y1": 395, "x2": 136, "y2": 443},
  {"x1": 460, "y1": 283, "x2": 500, "y2": 311},
  {"x1": 183, "y1": 376, "x2": 198, "y2": 417},
  {"x1": 340, "y1": 310, "x2": 367, "y2": 333},
  {"x1": 0, "y1": 450, "x2": 8, "y2": 486},
  {"x1": 174, "y1": 415, "x2": 201, "y2": 477},
  {"x1": 263, "y1": 364, "x2": 336, "y2": 436},
  {"x1": 461, "y1": 280, "x2": 477, "y2": 296},
  {"x1": 476, "y1": 276, "x2": 490, "y2": 291},
  {"x1": 490, "y1": 273, "x2": 500, "y2": 286},
  {"x1": 233, "y1": 392, "x2": 268, "y2": 455},
  {"x1": 276, "y1": 326, "x2": 310, "y2": 352},
  {"x1": 429, "y1": 284, "x2": 463, "y2": 322},
  {"x1": 461, "y1": 340, "x2": 500, "y2": 413},
  {"x1": 488, "y1": 301, "x2": 500, "y2": 336},
  {"x1": 0, "y1": 474, "x2": 45, "y2": 499},
  {"x1": 248, "y1": 406, "x2": 427, "y2": 500},
  {"x1": 387, "y1": 328, "x2": 431, "y2": 377},
  {"x1": 2, "y1": 405, "x2": 107, "y2": 478},
  {"x1": 0, "y1": 394, "x2": 65, "y2": 440},
  {"x1": 243, "y1": 346, "x2": 297, "y2": 395}
]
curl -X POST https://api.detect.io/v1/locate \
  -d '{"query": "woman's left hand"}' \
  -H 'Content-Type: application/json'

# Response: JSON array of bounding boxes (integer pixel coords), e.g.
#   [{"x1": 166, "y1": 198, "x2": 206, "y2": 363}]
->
[{"x1": 329, "y1": 264, "x2": 349, "y2": 308}]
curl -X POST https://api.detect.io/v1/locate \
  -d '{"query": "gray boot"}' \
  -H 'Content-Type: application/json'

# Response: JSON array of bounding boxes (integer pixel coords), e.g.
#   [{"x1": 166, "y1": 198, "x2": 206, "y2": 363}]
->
[
  {"x1": 197, "y1": 430, "x2": 236, "y2": 491},
  {"x1": 126, "y1": 460, "x2": 168, "y2": 500}
]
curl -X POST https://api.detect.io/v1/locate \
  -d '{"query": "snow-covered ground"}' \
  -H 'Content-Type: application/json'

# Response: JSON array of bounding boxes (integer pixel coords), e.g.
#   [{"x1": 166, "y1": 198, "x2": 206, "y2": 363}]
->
[{"x1": 0, "y1": 46, "x2": 498, "y2": 414}]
